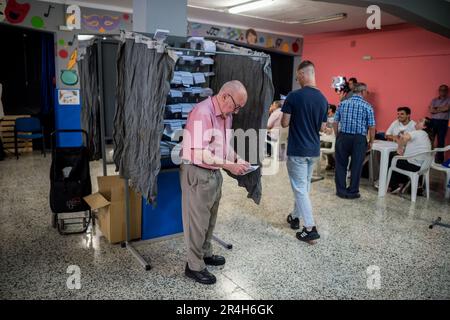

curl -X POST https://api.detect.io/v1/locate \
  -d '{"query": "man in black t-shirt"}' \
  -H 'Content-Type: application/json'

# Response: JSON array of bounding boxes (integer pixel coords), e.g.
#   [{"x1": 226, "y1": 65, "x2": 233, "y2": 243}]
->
[{"x1": 281, "y1": 60, "x2": 328, "y2": 243}]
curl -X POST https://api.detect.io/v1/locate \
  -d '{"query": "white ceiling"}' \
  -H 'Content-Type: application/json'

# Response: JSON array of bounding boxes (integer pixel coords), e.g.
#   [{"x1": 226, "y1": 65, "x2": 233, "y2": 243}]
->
[{"x1": 42, "y1": 0, "x2": 404, "y2": 36}]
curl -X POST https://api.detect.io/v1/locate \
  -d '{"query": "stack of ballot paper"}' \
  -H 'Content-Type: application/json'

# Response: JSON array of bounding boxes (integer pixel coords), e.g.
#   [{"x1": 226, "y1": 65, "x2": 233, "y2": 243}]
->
[
  {"x1": 190, "y1": 87, "x2": 204, "y2": 95},
  {"x1": 181, "y1": 55, "x2": 195, "y2": 62},
  {"x1": 193, "y1": 73, "x2": 206, "y2": 84},
  {"x1": 163, "y1": 119, "x2": 186, "y2": 141},
  {"x1": 200, "y1": 88, "x2": 214, "y2": 97},
  {"x1": 160, "y1": 141, "x2": 178, "y2": 156},
  {"x1": 171, "y1": 71, "x2": 194, "y2": 86},
  {"x1": 200, "y1": 57, "x2": 214, "y2": 65},
  {"x1": 171, "y1": 73, "x2": 182, "y2": 85},
  {"x1": 166, "y1": 104, "x2": 195, "y2": 117},
  {"x1": 169, "y1": 89, "x2": 183, "y2": 98}
]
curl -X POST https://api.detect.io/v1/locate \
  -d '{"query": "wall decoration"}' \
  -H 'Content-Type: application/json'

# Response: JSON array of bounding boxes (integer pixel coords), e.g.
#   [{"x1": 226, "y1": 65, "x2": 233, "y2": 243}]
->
[
  {"x1": 226, "y1": 28, "x2": 239, "y2": 40},
  {"x1": 67, "y1": 50, "x2": 77, "y2": 70},
  {"x1": 43, "y1": 4, "x2": 54, "y2": 18},
  {"x1": 59, "y1": 49, "x2": 68, "y2": 59},
  {"x1": 292, "y1": 38, "x2": 301, "y2": 53},
  {"x1": 5, "y1": 0, "x2": 30, "y2": 24},
  {"x1": 31, "y1": 16, "x2": 43, "y2": 28},
  {"x1": 67, "y1": 34, "x2": 76, "y2": 46},
  {"x1": 206, "y1": 26, "x2": 220, "y2": 36},
  {"x1": 275, "y1": 38, "x2": 283, "y2": 48},
  {"x1": 0, "y1": 1, "x2": 133, "y2": 89},
  {"x1": 60, "y1": 70, "x2": 78, "y2": 86},
  {"x1": 82, "y1": 14, "x2": 120, "y2": 33},
  {"x1": 0, "y1": 0, "x2": 6, "y2": 22},
  {"x1": 245, "y1": 28, "x2": 257, "y2": 45},
  {"x1": 58, "y1": 89, "x2": 80, "y2": 105},
  {"x1": 187, "y1": 22, "x2": 302, "y2": 55}
]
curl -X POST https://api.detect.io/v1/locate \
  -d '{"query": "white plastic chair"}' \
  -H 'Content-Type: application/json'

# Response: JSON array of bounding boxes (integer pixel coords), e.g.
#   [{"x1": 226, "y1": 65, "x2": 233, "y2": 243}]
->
[
  {"x1": 278, "y1": 127, "x2": 289, "y2": 161},
  {"x1": 317, "y1": 133, "x2": 335, "y2": 175},
  {"x1": 386, "y1": 150, "x2": 435, "y2": 202},
  {"x1": 266, "y1": 127, "x2": 289, "y2": 161},
  {"x1": 430, "y1": 145, "x2": 450, "y2": 199}
]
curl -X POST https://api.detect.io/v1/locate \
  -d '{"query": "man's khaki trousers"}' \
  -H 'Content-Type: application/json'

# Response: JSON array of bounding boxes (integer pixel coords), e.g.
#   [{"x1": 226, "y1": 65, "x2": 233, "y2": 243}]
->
[{"x1": 180, "y1": 164, "x2": 223, "y2": 271}]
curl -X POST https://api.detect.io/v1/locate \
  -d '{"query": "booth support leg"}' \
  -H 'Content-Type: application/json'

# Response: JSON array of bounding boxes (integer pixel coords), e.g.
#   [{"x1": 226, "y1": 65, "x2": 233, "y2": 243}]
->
[
  {"x1": 212, "y1": 235, "x2": 233, "y2": 250},
  {"x1": 122, "y1": 178, "x2": 151, "y2": 270}
]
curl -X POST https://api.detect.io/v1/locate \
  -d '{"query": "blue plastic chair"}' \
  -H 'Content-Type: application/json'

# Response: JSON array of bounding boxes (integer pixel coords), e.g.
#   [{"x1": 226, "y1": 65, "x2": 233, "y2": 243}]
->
[{"x1": 14, "y1": 117, "x2": 46, "y2": 159}]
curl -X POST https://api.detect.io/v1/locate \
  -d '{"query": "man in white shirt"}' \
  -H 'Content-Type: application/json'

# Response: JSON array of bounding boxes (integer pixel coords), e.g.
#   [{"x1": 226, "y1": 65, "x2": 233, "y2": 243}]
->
[
  {"x1": 385, "y1": 106, "x2": 416, "y2": 142},
  {"x1": 388, "y1": 117, "x2": 432, "y2": 193}
]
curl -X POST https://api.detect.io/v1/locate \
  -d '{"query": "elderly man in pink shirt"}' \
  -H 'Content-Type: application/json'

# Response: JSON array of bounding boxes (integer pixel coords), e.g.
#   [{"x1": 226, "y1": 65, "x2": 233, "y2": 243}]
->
[{"x1": 181, "y1": 80, "x2": 249, "y2": 285}]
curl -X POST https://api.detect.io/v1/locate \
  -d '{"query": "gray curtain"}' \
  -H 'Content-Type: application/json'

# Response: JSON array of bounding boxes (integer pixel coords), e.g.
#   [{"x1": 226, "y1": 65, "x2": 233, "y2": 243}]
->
[
  {"x1": 113, "y1": 37, "x2": 176, "y2": 203},
  {"x1": 79, "y1": 43, "x2": 101, "y2": 160},
  {"x1": 211, "y1": 48, "x2": 274, "y2": 204}
]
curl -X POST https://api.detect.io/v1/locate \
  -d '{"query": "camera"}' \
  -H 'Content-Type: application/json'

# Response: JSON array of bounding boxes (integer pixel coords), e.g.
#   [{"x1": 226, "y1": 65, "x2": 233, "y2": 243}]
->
[{"x1": 331, "y1": 76, "x2": 350, "y2": 94}]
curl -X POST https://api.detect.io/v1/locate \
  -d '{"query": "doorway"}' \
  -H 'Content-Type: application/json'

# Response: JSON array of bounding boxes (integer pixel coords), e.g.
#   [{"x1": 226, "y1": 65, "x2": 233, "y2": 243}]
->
[{"x1": 0, "y1": 23, "x2": 56, "y2": 150}]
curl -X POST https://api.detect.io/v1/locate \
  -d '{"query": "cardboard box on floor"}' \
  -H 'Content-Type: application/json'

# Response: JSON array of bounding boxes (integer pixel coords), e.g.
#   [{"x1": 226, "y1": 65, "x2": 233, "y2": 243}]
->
[{"x1": 83, "y1": 176, "x2": 141, "y2": 244}]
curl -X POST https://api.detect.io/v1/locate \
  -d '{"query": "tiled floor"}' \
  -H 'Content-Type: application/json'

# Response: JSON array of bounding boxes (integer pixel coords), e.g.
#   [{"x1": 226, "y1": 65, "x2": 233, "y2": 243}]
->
[{"x1": 0, "y1": 153, "x2": 449, "y2": 299}]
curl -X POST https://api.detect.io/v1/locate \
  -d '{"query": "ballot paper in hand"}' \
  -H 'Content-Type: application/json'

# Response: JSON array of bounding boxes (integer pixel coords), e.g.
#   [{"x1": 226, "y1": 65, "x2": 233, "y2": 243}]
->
[{"x1": 242, "y1": 165, "x2": 259, "y2": 175}]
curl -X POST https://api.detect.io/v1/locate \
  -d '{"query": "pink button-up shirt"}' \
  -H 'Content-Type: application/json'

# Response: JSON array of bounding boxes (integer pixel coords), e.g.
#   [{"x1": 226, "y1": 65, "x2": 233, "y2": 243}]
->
[{"x1": 181, "y1": 97, "x2": 233, "y2": 170}]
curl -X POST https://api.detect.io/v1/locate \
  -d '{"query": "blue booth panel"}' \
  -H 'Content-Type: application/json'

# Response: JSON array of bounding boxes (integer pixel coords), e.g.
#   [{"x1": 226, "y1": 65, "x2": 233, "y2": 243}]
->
[
  {"x1": 54, "y1": 89, "x2": 83, "y2": 147},
  {"x1": 141, "y1": 169, "x2": 183, "y2": 241}
]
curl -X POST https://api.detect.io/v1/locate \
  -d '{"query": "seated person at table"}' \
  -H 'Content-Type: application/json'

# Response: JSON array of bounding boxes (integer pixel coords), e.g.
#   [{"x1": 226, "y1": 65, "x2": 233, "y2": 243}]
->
[
  {"x1": 388, "y1": 117, "x2": 432, "y2": 193},
  {"x1": 321, "y1": 104, "x2": 336, "y2": 170},
  {"x1": 266, "y1": 100, "x2": 284, "y2": 156},
  {"x1": 385, "y1": 106, "x2": 416, "y2": 142}
]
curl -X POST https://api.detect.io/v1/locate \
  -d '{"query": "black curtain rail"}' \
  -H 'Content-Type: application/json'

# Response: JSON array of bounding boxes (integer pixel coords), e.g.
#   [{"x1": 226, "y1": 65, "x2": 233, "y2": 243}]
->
[{"x1": 168, "y1": 46, "x2": 270, "y2": 59}]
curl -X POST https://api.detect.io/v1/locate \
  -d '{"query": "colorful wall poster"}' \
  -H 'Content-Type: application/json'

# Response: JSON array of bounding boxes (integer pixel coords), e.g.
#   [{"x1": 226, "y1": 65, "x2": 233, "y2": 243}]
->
[
  {"x1": 188, "y1": 21, "x2": 303, "y2": 55},
  {"x1": 58, "y1": 89, "x2": 80, "y2": 105}
]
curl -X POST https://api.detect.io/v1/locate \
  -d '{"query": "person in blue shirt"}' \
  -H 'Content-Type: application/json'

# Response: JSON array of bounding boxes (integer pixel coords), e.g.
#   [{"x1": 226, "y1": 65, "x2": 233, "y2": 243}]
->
[
  {"x1": 281, "y1": 60, "x2": 328, "y2": 243},
  {"x1": 333, "y1": 83, "x2": 376, "y2": 199}
]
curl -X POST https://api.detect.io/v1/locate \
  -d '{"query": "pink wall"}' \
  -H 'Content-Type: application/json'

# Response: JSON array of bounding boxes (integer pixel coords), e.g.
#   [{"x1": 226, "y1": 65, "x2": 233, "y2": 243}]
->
[{"x1": 302, "y1": 24, "x2": 450, "y2": 144}]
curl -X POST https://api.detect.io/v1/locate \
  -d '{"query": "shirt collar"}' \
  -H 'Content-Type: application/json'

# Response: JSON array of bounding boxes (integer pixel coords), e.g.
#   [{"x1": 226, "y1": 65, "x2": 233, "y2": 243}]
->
[
  {"x1": 211, "y1": 96, "x2": 223, "y2": 117},
  {"x1": 351, "y1": 94, "x2": 364, "y2": 100}
]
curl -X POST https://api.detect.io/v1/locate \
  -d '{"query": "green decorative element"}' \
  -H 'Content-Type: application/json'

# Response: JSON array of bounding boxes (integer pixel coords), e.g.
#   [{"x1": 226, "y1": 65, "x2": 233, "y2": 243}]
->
[
  {"x1": 58, "y1": 39, "x2": 65, "y2": 46},
  {"x1": 60, "y1": 70, "x2": 78, "y2": 86},
  {"x1": 31, "y1": 16, "x2": 44, "y2": 28}
]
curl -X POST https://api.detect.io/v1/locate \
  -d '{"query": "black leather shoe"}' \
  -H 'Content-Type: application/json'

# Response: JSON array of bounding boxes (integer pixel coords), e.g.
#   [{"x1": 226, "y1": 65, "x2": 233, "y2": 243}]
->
[
  {"x1": 185, "y1": 264, "x2": 216, "y2": 285},
  {"x1": 204, "y1": 255, "x2": 225, "y2": 266},
  {"x1": 346, "y1": 193, "x2": 361, "y2": 199},
  {"x1": 287, "y1": 214, "x2": 300, "y2": 230},
  {"x1": 336, "y1": 192, "x2": 348, "y2": 199}
]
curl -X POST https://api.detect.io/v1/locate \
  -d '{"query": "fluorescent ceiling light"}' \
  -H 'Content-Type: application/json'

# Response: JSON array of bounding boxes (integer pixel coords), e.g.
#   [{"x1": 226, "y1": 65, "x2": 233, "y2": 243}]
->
[
  {"x1": 77, "y1": 35, "x2": 95, "y2": 41},
  {"x1": 299, "y1": 13, "x2": 347, "y2": 25},
  {"x1": 229, "y1": 0, "x2": 275, "y2": 14}
]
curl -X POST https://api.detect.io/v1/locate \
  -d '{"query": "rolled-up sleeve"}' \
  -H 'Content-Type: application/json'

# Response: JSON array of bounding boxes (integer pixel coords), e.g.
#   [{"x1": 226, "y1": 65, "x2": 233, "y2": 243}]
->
[
  {"x1": 334, "y1": 105, "x2": 341, "y2": 122},
  {"x1": 367, "y1": 107, "x2": 376, "y2": 127},
  {"x1": 281, "y1": 94, "x2": 293, "y2": 114}
]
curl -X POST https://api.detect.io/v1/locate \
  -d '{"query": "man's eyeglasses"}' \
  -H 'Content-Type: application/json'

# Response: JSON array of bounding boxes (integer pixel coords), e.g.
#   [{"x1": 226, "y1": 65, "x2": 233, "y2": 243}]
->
[{"x1": 228, "y1": 94, "x2": 242, "y2": 112}]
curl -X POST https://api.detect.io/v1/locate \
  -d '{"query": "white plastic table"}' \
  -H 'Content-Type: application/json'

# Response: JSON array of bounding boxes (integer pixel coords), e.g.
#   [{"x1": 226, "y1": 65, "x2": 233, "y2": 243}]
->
[
  {"x1": 369, "y1": 140, "x2": 398, "y2": 197},
  {"x1": 320, "y1": 132, "x2": 336, "y2": 143}
]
